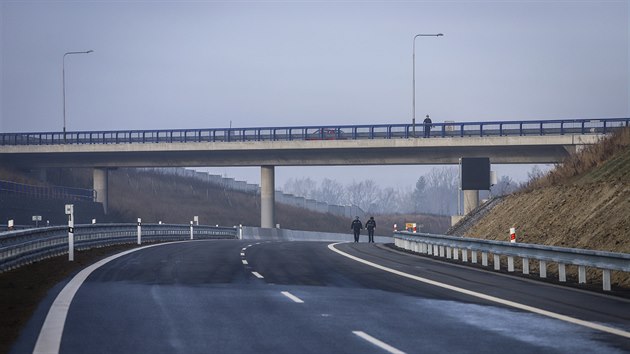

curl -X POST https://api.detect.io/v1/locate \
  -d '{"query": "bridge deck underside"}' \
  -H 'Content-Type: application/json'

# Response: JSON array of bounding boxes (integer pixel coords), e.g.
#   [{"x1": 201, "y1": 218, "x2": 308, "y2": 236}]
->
[{"x1": 1, "y1": 144, "x2": 571, "y2": 168}]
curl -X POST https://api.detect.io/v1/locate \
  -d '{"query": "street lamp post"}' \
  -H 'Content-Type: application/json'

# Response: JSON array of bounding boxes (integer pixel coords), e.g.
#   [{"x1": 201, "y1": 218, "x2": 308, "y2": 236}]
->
[
  {"x1": 412, "y1": 34, "x2": 443, "y2": 137},
  {"x1": 63, "y1": 50, "x2": 93, "y2": 137}
]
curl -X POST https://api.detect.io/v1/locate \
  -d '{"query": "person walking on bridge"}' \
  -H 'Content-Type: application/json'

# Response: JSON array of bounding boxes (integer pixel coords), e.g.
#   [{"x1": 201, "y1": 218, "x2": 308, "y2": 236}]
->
[
  {"x1": 351, "y1": 216, "x2": 363, "y2": 243},
  {"x1": 365, "y1": 216, "x2": 376, "y2": 243}
]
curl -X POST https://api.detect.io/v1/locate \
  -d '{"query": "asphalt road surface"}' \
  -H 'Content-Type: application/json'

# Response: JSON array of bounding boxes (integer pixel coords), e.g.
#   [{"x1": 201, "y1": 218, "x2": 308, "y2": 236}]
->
[{"x1": 13, "y1": 240, "x2": 630, "y2": 354}]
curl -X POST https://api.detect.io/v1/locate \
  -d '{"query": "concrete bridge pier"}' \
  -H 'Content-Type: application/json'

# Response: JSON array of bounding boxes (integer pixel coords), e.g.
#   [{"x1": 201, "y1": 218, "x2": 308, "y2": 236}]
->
[
  {"x1": 463, "y1": 190, "x2": 479, "y2": 214},
  {"x1": 93, "y1": 168, "x2": 109, "y2": 214},
  {"x1": 260, "y1": 165, "x2": 275, "y2": 228}
]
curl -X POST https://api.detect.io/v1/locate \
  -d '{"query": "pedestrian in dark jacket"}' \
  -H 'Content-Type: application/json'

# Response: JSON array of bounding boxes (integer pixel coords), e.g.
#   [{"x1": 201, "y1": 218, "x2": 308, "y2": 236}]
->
[
  {"x1": 351, "y1": 216, "x2": 363, "y2": 243},
  {"x1": 423, "y1": 114, "x2": 432, "y2": 138},
  {"x1": 365, "y1": 216, "x2": 376, "y2": 243}
]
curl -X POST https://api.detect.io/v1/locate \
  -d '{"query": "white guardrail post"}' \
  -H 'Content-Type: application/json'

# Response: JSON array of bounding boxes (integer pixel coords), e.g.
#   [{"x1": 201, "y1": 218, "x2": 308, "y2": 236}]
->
[{"x1": 394, "y1": 231, "x2": 630, "y2": 291}]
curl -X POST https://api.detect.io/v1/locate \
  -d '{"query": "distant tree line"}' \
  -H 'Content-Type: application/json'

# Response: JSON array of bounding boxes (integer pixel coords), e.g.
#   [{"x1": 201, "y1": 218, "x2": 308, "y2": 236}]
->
[{"x1": 282, "y1": 166, "x2": 524, "y2": 216}]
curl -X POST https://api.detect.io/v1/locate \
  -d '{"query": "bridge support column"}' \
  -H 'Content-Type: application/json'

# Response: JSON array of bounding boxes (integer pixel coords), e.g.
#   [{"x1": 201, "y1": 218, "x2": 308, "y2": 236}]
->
[
  {"x1": 463, "y1": 190, "x2": 479, "y2": 214},
  {"x1": 93, "y1": 168, "x2": 109, "y2": 214},
  {"x1": 260, "y1": 165, "x2": 275, "y2": 228}
]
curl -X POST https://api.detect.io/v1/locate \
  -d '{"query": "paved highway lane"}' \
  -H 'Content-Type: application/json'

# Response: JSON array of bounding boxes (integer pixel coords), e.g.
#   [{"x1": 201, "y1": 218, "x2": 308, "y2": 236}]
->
[{"x1": 18, "y1": 240, "x2": 630, "y2": 354}]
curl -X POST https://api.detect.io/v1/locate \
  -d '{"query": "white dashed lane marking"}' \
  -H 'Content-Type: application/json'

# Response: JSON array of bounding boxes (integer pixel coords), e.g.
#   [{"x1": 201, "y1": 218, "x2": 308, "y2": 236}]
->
[
  {"x1": 281, "y1": 291, "x2": 304, "y2": 303},
  {"x1": 252, "y1": 271, "x2": 264, "y2": 279},
  {"x1": 242, "y1": 260, "x2": 248, "y2": 265},
  {"x1": 353, "y1": 331, "x2": 406, "y2": 354}
]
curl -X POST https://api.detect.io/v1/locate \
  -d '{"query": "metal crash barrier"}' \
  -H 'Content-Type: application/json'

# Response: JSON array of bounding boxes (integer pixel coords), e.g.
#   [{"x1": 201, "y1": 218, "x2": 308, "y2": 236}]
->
[
  {"x1": 393, "y1": 232, "x2": 630, "y2": 291},
  {"x1": 0, "y1": 223, "x2": 237, "y2": 272}
]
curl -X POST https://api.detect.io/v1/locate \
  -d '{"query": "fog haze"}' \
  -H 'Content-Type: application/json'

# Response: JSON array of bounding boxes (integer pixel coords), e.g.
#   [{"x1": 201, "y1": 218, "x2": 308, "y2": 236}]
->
[{"x1": 1, "y1": 0, "x2": 628, "y2": 188}]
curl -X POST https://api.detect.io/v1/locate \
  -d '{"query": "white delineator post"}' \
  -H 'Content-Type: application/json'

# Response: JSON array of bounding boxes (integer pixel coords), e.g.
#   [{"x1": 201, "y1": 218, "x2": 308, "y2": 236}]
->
[
  {"x1": 137, "y1": 218, "x2": 142, "y2": 245},
  {"x1": 510, "y1": 227, "x2": 516, "y2": 243},
  {"x1": 8, "y1": 219, "x2": 14, "y2": 231},
  {"x1": 65, "y1": 204, "x2": 74, "y2": 261},
  {"x1": 190, "y1": 221, "x2": 194, "y2": 240}
]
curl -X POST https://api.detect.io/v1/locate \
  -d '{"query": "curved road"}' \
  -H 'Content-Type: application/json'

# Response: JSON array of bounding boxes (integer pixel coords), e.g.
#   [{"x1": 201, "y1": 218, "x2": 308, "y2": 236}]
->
[{"x1": 13, "y1": 240, "x2": 630, "y2": 353}]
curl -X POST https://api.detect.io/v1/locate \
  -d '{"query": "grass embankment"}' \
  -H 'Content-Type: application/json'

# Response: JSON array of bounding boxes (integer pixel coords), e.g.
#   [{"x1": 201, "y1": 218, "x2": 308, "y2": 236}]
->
[{"x1": 464, "y1": 127, "x2": 630, "y2": 287}]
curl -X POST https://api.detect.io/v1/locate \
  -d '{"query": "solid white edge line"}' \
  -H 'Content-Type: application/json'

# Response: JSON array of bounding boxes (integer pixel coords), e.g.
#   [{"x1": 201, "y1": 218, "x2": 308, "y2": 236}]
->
[
  {"x1": 353, "y1": 331, "x2": 406, "y2": 354},
  {"x1": 252, "y1": 271, "x2": 264, "y2": 279},
  {"x1": 242, "y1": 259, "x2": 248, "y2": 265},
  {"x1": 33, "y1": 241, "x2": 190, "y2": 354},
  {"x1": 281, "y1": 291, "x2": 304, "y2": 303},
  {"x1": 328, "y1": 242, "x2": 630, "y2": 339}
]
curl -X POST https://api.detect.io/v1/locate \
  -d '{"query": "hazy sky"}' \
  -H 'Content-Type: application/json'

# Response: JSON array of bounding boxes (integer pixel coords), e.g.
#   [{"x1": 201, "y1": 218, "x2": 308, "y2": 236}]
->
[{"x1": 1, "y1": 0, "x2": 628, "y2": 188}]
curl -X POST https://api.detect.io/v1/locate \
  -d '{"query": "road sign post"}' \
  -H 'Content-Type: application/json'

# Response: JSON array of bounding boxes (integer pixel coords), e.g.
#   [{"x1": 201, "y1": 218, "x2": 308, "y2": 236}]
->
[{"x1": 32, "y1": 215, "x2": 42, "y2": 227}]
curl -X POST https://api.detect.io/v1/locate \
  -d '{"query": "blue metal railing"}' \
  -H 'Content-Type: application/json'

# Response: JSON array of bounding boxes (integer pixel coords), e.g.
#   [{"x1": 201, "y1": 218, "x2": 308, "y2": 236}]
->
[{"x1": 1, "y1": 118, "x2": 628, "y2": 146}]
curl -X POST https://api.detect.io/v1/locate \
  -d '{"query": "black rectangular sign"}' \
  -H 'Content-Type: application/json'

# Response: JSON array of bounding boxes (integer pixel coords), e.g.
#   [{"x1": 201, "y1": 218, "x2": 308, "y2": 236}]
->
[{"x1": 461, "y1": 157, "x2": 490, "y2": 190}]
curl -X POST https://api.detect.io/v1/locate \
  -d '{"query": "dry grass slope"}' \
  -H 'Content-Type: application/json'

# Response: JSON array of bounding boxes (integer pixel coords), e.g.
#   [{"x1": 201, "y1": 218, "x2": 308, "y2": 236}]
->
[{"x1": 464, "y1": 127, "x2": 630, "y2": 288}]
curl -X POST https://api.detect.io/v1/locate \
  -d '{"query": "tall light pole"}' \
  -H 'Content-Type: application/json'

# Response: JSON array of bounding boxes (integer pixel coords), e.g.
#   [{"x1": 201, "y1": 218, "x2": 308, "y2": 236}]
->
[
  {"x1": 63, "y1": 50, "x2": 93, "y2": 136},
  {"x1": 412, "y1": 34, "x2": 443, "y2": 137}
]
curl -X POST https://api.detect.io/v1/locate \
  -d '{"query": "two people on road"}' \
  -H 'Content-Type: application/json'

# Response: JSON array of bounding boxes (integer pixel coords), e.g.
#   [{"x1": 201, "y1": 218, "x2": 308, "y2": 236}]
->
[{"x1": 351, "y1": 216, "x2": 376, "y2": 243}]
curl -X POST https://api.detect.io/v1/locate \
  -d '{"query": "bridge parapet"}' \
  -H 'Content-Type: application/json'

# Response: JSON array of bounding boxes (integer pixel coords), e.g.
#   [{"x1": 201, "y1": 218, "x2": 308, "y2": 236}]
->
[{"x1": 1, "y1": 118, "x2": 628, "y2": 146}]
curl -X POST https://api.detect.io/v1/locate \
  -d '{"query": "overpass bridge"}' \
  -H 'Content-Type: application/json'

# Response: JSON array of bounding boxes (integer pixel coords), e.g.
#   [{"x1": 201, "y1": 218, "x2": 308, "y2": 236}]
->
[{"x1": 1, "y1": 117, "x2": 628, "y2": 227}]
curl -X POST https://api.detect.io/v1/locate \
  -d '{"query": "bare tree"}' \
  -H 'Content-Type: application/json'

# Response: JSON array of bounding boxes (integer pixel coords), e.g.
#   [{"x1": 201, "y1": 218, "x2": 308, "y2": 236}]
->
[
  {"x1": 412, "y1": 176, "x2": 427, "y2": 212},
  {"x1": 424, "y1": 167, "x2": 459, "y2": 215},
  {"x1": 283, "y1": 177, "x2": 317, "y2": 199},
  {"x1": 373, "y1": 187, "x2": 399, "y2": 214},
  {"x1": 315, "y1": 178, "x2": 346, "y2": 205},
  {"x1": 491, "y1": 175, "x2": 518, "y2": 196},
  {"x1": 347, "y1": 180, "x2": 380, "y2": 211}
]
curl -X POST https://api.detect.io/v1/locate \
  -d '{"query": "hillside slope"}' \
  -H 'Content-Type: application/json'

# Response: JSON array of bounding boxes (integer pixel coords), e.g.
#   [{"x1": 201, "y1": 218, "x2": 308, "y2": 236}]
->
[{"x1": 459, "y1": 127, "x2": 630, "y2": 287}]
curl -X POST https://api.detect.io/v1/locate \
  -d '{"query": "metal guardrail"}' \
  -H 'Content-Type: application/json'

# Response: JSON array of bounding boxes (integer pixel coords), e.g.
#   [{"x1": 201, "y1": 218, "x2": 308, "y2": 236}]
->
[
  {"x1": 0, "y1": 223, "x2": 238, "y2": 272},
  {"x1": 1, "y1": 118, "x2": 628, "y2": 146},
  {"x1": 393, "y1": 232, "x2": 630, "y2": 291}
]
